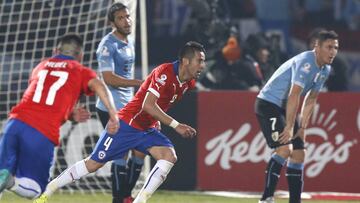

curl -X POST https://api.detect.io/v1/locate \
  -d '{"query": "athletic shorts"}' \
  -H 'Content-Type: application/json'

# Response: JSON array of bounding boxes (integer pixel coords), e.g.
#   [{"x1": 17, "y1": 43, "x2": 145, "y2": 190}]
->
[
  {"x1": 0, "y1": 119, "x2": 55, "y2": 192},
  {"x1": 96, "y1": 108, "x2": 109, "y2": 129},
  {"x1": 255, "y1": 98, "x2": 304, "y2": 149},
  {"x1": 90, "y1": 120, "x2": 174, "y2": 163}
]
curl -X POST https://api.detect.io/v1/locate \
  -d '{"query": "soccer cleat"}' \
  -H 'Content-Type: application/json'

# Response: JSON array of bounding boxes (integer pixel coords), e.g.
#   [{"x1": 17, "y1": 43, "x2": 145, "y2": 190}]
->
[
  {"x1": 123, "y1": 196, "x2": 134, "y2": 203},
  {"x1": 258, "y1": 196, "x2": 275, "y2": 203},
  {"x1": 33, "y1": 194, "x2": 48, "y2": 203},
  {"x1": 0, "y1": 169, "x2": 11, "y2": 192}
]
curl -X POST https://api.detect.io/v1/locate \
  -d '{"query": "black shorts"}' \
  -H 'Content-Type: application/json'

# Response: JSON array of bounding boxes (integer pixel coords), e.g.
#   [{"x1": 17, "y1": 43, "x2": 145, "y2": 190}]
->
[
  {"x1": 96, "y1": 108, "x2": 109, "y2": 129},
  {"x1": 255, "y1": 98, "x2": 304, "y2": 149}
]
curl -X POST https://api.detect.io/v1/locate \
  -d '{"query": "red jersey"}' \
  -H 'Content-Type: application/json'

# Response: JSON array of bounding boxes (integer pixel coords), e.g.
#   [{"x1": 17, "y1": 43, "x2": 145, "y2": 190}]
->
[
  {"x1": 9, "y1": 55, "x2": 97, "y2": 145},
  {"x1": 119, "y1": 61, "x2": 195, "y2": 130}
]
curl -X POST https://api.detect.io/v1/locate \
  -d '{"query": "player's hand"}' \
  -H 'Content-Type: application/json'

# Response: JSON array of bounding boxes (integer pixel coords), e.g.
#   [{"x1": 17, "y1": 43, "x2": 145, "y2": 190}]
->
[
  {"x1": 278, "y1": 126, "x2": 293, "y2": 144},
  {"x1": 106, "y1": 110, "x2": 119, "y2": 135},
  {"x1": 71, "y1": 105, "x2": 90, "y2": 122},
  {"x1": 175, "y1": 123, "x2": 196, "y2": 138},
  {"x1": 155, "y1": 121, "x2": 161, "y2": 131}
]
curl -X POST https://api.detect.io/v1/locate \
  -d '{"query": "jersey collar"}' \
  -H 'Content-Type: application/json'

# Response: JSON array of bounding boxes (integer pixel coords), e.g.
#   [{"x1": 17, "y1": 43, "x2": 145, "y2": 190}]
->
[
  {"x1": 172, "y1": 60, "x2": 186, "y2": 87},
  {"x1": 173, "y1": 60, "x2": 179, "y2": 75},
  {"x1": 52, "y1": 54, "x2": 75, "y2": 60}
]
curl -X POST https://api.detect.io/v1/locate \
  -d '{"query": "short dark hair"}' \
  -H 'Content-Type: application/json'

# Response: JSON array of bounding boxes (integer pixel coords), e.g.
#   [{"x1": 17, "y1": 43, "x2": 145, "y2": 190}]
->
[
  {"x1": 108, "y1": 2, "x2": 127, "y2": 22},
  {"x1": 317, "y1": 30, "x2": 338, "y2": 45},
  {"x1": 307, "y1": 27, "x2": 326, "y2": 45},
  {"x1": 178, "y1": 41, "x2": 205, "y2": 61},
  {"x1": 57, "y1": 33, "x2": 83, "y2": 55}
]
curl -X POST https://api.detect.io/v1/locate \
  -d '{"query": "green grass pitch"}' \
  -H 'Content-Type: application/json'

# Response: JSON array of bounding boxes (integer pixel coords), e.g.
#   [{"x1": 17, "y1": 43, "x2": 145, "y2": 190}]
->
[{"x1": 1, "y1": 190, "x2": 359, "y2": 203}]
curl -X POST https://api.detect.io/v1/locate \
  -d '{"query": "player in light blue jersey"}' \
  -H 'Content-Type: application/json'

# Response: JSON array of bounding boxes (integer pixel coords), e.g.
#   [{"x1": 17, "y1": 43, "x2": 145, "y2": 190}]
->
[
  {"x1": 95, "y1": 3, "x2": 144, "y2": 203},
  {"x1": 255, "y1": 30, "x2": 339, "y2": 203}
]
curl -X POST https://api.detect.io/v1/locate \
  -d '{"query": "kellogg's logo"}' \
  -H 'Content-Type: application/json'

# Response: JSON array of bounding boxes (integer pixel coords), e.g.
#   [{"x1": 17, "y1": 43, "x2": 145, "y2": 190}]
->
[{"x1": 204, "y1": 104, "x2": 358, "y2": 178}]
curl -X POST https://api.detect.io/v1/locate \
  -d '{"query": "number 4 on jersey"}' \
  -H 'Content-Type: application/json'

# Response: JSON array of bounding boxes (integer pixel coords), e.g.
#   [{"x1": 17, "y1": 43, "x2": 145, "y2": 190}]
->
[{"x1": 32, "y1": 70, "x2": 69, "y2": 105}]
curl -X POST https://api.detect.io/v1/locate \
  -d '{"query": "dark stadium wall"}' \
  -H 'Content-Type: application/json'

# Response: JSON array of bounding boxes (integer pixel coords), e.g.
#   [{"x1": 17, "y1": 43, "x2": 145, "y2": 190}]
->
[{"x1": 157, "y1": 91, "x2": 198, "y2": 190}]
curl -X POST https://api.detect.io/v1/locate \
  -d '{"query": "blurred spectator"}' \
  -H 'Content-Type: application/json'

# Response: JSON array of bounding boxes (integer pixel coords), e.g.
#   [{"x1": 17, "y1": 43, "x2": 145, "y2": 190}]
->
[
  {"x1": 196, "y1": 34, "x2": 242, "y2": 90},
  {"x1": 234, "y1": 33, "x2": 273, "y2": 91},
  {"x1": 253, "y1": 0, "x2": 300, "y2": 54},
  {"x1": 308, "y1": 28, "x2": 349, "y2": 91},
  {"x1": 341, "y1": 0, "x2": 360, "y2": 30},
  {"x1": 299, "y1": 0, "x2": 335, "y2": 26},
  {"x1": 222, "y1": 35, "x2": 241, "y2": 63}
]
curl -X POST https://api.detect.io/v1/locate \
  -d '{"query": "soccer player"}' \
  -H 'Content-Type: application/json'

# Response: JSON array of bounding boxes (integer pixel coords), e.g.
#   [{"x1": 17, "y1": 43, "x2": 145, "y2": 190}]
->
[
  {"x1": 255, "y1": 30, "x2": 338, "y2": 203},
  {"x1": 95, "y1": 3, "x2": 145, "y2": 203},
  {"x1": 0, "y1": 33, "x2": 119, "y2": 199},
  {"x1": 33, "y1": 41, "x2": 206, "y2": 203}
]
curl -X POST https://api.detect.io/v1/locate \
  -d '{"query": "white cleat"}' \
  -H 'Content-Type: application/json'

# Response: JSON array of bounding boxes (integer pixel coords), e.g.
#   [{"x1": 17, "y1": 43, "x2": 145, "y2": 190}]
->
[{"x1": 259, "y1": 196, "x2": 275, "y2": 203}]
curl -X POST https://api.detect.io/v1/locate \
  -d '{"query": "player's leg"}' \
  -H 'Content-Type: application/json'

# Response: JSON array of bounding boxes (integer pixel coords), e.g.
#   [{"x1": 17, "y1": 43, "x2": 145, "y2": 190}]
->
[
  {"x1": 35, "y1": 120, "x2": 134, "y2": 203},
  {"x1": 111, "y1": 157, "x2": 128, "y2": 203},
  {"x1": 132, "y1": 129, "x2": 175, "y2": 203},
  {"x1": 113, "y1": 150, "x2": 145, "y2": 203},
  {"x1": 123, "y1": 150, "x2": 145, "y2": 202},
  {"x1": 97, "y1": 108, "x2": 126, "y2": 203},
  {"x1": 255, "y1": 98, "x2": 292, "y2": 202},
  {"x1": 287, "y1": 135, "x2": 305, "y2": 203},
  {"x1": 38, "y1": 129, "x2": 118, "y2": 199},
  {"x1": 10, "y1": 121, "x2": 55, "y2": 199},
  {"x1": 134, "y1": 147, "x2": 175, "y2": 203},
  {"x1": 0, "y1": 119, "x2": 23, "y2": 193}
]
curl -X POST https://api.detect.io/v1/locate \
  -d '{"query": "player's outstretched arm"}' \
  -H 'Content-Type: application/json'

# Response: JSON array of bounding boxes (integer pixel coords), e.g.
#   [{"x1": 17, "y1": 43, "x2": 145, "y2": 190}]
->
[
  {"x1": 142, "y1": 91, "x2": 196, "y2": 138},
  {"x1": 88, "y1": 78, "x2": 119, "y2": 134},
  {"x1": 101, "y1": 71, "x2": 143, "y2": 87}
]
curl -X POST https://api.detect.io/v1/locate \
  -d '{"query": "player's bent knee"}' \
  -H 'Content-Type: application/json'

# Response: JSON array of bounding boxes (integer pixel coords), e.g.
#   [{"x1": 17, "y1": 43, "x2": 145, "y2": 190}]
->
[
  {"x1": 290, "y1": 149, "x2": 306, "y2": 163},
  {"x1": 85, "y1": 159, "x2": 104, "y2": 173},
  {"x1": 10, "y1": 177, "x2": 41, "y2": 199},
  {"x1": 149, "y1": 147, "x2": 177, "y2": 163},
  {"x1": 275, "y1": 145, "x2": 292, "y2": 158}
]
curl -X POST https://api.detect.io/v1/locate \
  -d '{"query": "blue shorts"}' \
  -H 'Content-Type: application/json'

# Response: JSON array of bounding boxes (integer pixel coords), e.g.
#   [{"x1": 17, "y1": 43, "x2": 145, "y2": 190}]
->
[
  {"x1": 90, "y1": 120, "x2": 173, "y2": 163},
  {"x1": 0, "y1": 119, "x2": 55, "y2": 192}
]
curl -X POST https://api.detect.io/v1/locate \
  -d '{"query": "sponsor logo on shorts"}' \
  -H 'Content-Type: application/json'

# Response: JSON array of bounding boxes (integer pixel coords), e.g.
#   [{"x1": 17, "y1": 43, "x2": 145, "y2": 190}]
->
[{"x1": 98, "y1": 150, "x2": 106, "y2": 160}]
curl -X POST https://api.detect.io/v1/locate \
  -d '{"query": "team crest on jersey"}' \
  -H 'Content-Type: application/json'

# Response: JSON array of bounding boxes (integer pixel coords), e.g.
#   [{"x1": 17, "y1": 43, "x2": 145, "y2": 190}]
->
[
  {"x1": 301, "y1": 63, "x2": 311, "y2": 73},
  {"x1": 156, "y1": 74, "x2": 167, "y2": 86},
  {"x1": 125, "y1": 47, "x2": 132, "y2": 56},
  {"x1": 98, "y1": 150, "x2": 106, "y2": 160},
  {"x1": 101, "y1": 46, "x2": 110, "y2": 56}
]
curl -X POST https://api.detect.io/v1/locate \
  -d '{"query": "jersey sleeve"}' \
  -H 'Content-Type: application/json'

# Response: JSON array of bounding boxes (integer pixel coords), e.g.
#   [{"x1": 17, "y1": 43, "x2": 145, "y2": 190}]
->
[
  {"x1": 291, "y1": 59, "x2": 311, "y2": 89},
  {"x1": 147, "y1": 66, "x2": 171, "y2": 98},
  {"x1": 96, "y1": 42, "x2": 115, "y2": 72},
  {"x1": 81, "y1": 67, "x2": 97, "y2": 96}
]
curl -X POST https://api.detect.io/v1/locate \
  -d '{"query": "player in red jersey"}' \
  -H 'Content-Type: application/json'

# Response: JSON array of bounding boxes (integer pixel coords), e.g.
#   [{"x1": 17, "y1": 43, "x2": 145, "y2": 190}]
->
[
  {"x1": 34, "y1": 41, "x2": 206, "y2": 203},
  {"x1": 0, "y1": 33, "x2": 119, "y2": 200}
]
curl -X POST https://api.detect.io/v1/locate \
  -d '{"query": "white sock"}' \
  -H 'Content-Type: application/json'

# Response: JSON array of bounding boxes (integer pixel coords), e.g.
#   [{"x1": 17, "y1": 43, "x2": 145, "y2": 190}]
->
[
  {"x1": 10, "y1": 177, "x2": 41, "y2": 199},
  {"x1": 43, "y1": 160, "x2": 89, "y2": 196},
  {"x1": 134, "y1": 160, "x2": 174, "y2": 203}
]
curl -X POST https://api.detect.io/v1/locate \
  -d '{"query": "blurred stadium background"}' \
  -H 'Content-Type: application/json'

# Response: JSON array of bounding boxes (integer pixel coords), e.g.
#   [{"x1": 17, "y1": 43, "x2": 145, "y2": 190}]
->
[{"x1": 0, "y1": 0, "x2": 359, "y2": 202}]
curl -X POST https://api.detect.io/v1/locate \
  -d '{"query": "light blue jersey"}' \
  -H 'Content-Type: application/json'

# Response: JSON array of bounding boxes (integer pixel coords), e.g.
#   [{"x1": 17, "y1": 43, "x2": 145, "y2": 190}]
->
[
  {"x1": 258, "y1": 51, "x2": 331, "y2": 108},
  {"x1": 96, "y1": 33, "x2": 135, "y2": 111}
]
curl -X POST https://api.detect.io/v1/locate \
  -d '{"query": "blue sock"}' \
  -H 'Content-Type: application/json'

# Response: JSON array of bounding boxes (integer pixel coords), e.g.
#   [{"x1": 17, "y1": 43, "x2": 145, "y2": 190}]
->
[
  {"x1": 125, "y1": 156, "x2": 144, "y2": 197},
  {"x1": 261, "y1": 154, "x2": 286, "y2": 200},
  {"x1": 286, "y1": 162, "x2": 304, "y2": 203}
]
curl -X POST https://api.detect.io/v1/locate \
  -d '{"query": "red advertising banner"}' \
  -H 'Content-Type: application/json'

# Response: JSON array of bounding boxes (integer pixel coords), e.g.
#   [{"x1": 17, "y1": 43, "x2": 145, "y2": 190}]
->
[{"x1": 197, "y1": 91, "x2": 360, "y2": 193}]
